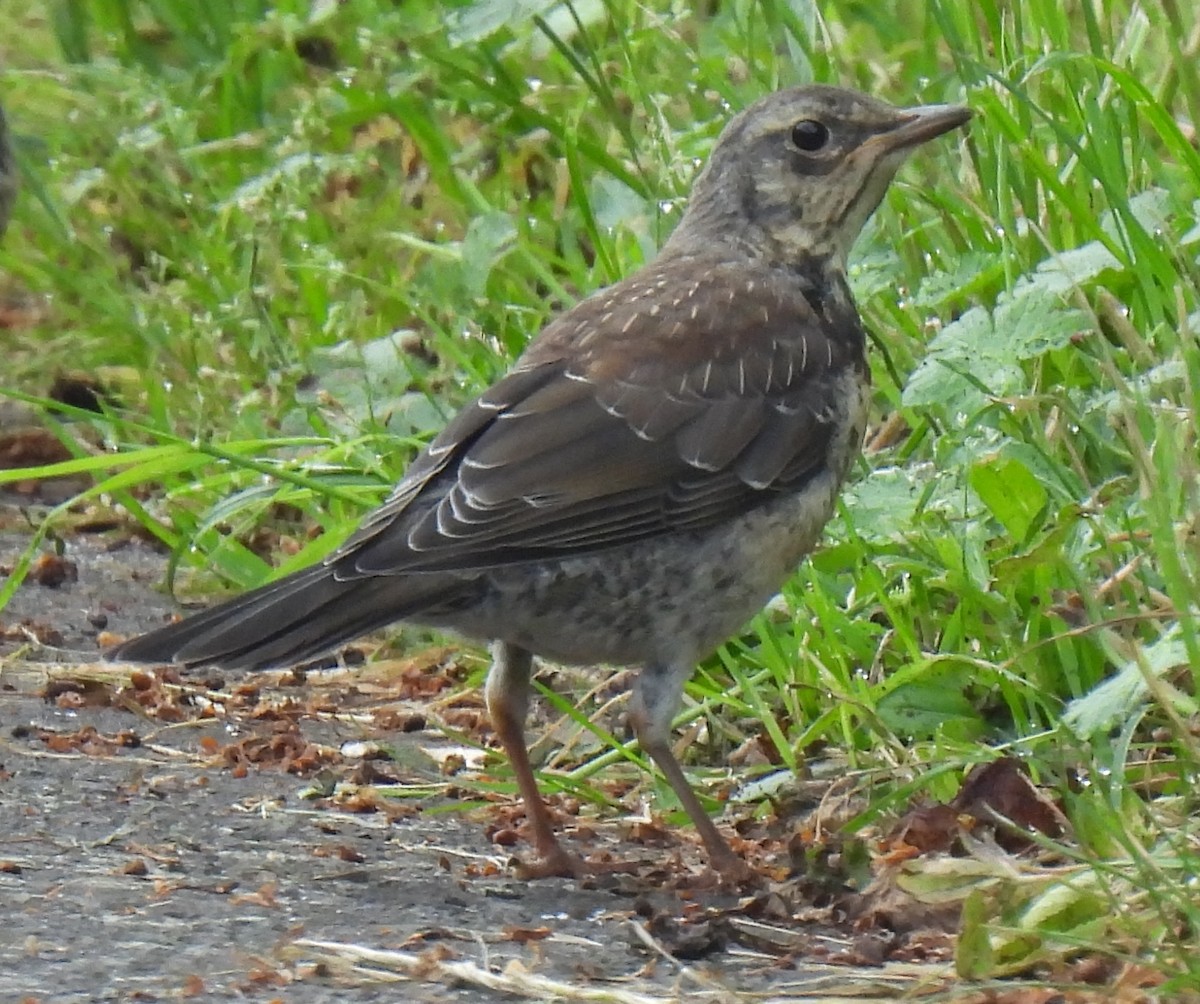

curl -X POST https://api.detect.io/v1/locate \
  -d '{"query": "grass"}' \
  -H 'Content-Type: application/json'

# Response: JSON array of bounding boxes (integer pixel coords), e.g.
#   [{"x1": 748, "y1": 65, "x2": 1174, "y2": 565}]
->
[{"x1": 2, "y1": 0, "x2": 1199, "y2": 992}]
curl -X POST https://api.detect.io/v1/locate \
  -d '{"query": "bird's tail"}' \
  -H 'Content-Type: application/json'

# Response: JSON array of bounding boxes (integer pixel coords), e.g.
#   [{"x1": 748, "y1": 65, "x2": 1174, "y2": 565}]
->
[{"x1": 108, "y1": 564, "x2": 472, "y2": 670}]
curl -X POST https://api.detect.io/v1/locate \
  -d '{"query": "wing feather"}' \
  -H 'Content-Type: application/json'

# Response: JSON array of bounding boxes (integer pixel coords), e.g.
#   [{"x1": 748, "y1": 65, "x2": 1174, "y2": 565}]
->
[{"x1": 335, "y1": 255, "x2": 865, "y2": 576}]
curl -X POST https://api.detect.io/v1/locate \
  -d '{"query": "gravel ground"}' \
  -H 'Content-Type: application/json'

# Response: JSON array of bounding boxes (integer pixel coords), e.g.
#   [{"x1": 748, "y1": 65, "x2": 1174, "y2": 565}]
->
[{"x1": 0, "y1": 515, "x2": 942, "y2": 1003}]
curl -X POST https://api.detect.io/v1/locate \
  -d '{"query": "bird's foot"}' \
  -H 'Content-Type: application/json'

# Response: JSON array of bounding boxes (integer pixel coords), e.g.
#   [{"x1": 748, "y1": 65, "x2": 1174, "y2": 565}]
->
[
  {"x1": 512, "y1": 844, "x2": 639, "y2": 880},
  {"x1": 512, "y1": 845, "x2": 590, "y2": 880},
  {"x1": 707, "y1": 849, "x2": 759, "y2": 888}
]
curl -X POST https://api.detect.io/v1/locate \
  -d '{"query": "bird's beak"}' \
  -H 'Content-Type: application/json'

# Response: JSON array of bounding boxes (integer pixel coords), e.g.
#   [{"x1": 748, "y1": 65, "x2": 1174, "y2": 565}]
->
[{"x1": 878, "y1": 102, "x2": 973, "y2": 153}]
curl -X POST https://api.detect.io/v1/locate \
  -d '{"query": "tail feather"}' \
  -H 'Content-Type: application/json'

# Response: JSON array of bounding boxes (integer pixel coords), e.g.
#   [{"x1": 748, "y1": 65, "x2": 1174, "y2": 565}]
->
[{"x1": 108, "y1": 564, "x2": 473, "y2": 670}]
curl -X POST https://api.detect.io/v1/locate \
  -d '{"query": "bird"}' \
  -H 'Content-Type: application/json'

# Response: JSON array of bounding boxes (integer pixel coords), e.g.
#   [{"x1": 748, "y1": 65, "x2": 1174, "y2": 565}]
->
[{"x1": 110, "y1": 84, "x2": 971, "y2": 881}]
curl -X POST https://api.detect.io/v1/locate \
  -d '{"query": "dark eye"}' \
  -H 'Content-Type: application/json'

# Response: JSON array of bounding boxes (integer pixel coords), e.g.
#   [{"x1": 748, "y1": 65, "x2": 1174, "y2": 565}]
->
[{"x1": 791, "y1": 119, "x2": 830, "y2": 152}]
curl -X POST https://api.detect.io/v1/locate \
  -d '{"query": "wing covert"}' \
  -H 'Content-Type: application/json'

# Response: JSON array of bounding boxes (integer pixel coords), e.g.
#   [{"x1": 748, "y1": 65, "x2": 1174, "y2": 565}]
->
[{"x1": 335, "y1": 256, "x2": 865, "y2": 576}]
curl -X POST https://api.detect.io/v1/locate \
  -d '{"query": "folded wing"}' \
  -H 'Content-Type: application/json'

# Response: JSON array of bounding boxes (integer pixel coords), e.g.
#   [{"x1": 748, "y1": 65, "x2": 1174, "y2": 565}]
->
[{"x1": 336, "y1": 257, "x2": 864, "y2": 577}]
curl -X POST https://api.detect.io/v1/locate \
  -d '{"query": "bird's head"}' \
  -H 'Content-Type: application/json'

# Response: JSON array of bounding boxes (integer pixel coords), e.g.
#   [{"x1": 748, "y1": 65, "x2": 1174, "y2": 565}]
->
[{"x1": 666, "y1": 84, "x2": 971, "y2": 272}]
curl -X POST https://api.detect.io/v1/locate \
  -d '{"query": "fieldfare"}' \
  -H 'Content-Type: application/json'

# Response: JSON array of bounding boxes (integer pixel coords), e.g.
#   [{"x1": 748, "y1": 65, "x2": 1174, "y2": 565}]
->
[{"x1": 112, "y1": 84, "x2": 971, "y2": 881}]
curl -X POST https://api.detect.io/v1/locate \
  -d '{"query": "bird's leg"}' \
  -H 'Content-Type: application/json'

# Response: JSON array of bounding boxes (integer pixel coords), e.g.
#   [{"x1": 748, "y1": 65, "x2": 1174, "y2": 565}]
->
[
  {"x1": 630, "y1": 661, "x2": 755, "y2": 883},
  {"x1": 484, "y1": 641, "x2": 585, "y2": 878}
]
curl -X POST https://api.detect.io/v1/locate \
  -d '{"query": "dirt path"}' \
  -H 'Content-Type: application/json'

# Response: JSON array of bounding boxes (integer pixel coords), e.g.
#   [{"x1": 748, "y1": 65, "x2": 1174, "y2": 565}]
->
[{"x1": 0, "y1": 518, "x2": 947, "y2": 1002}]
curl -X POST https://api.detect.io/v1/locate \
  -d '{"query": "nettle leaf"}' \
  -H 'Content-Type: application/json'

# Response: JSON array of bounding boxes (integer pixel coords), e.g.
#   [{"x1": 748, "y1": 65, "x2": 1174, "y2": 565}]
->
[
  {"x1": 849, "y1": 245, "x2": 906, "y2": 302},
  {"x1": 1062, "y1": 627, "x2": 1195, "y2": 737},
  {"x1": 461, "y1": 211, "x2": 518, "y2": 299},
  {"x1": 904, "y1": 355, "x2": 1025, "y2": 417},
  {"x1": 834, "y1": 463, "x2": 981, "y2": 543},
  {"x1": 903, "y1": 313, "x2": 1013, "y2": 415},
  {"x1": 999, "y1": 288, "x2": 1089, "y2": 360},
  {"x1": 310, "y1": 330, "x2": 415, "y2": 386},
  {"x1": 590, "y1": 174, "x2": 656, "y2": 260},
  {"x1": 1094, "y1": 356, "x2": 1191, "y2": 418},
  {"x1": 911, "y1": 251, "x2": 994, "y2": 308},
  {"x1": 1104, "y1": 187, "x2": 1172, "y2": 242},
  {"x1": 1018, "y1": 242, "x2": 1122, "y2": 295},
  {"x1": 447, "y1": 0, "x2": 558, "y2": 45},
  {"x1": 590, "y1": 173, "x2": 648, "y2": 232},
  {"x1": 1016, "y1": 188, "x2": 1174, "y2": 296},
  {"x1": 903, "y1": 304, "x2": 999, "y2": 413},
  {"x1": 300, "y1": 331, "x2": 448, "y2": 436},
  {"x1": 836, "y1": 464, "x2": 931, "y2": 540},
  {"x1": 903, "y1": 290, "x2": 1088, "y2": 415}
]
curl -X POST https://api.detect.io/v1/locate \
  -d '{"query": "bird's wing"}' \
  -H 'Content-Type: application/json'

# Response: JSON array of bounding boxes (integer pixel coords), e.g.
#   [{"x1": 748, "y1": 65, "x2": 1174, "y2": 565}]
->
[{"x1": 333, "y1": 258, "x2": 865, "y2": 576}]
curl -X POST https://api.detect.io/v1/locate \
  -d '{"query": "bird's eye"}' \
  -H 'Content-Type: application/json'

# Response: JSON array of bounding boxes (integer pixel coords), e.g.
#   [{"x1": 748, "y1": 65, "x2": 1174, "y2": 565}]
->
[{"x1": 790, "y1": 119, "x2": 830, "y2": 152}]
